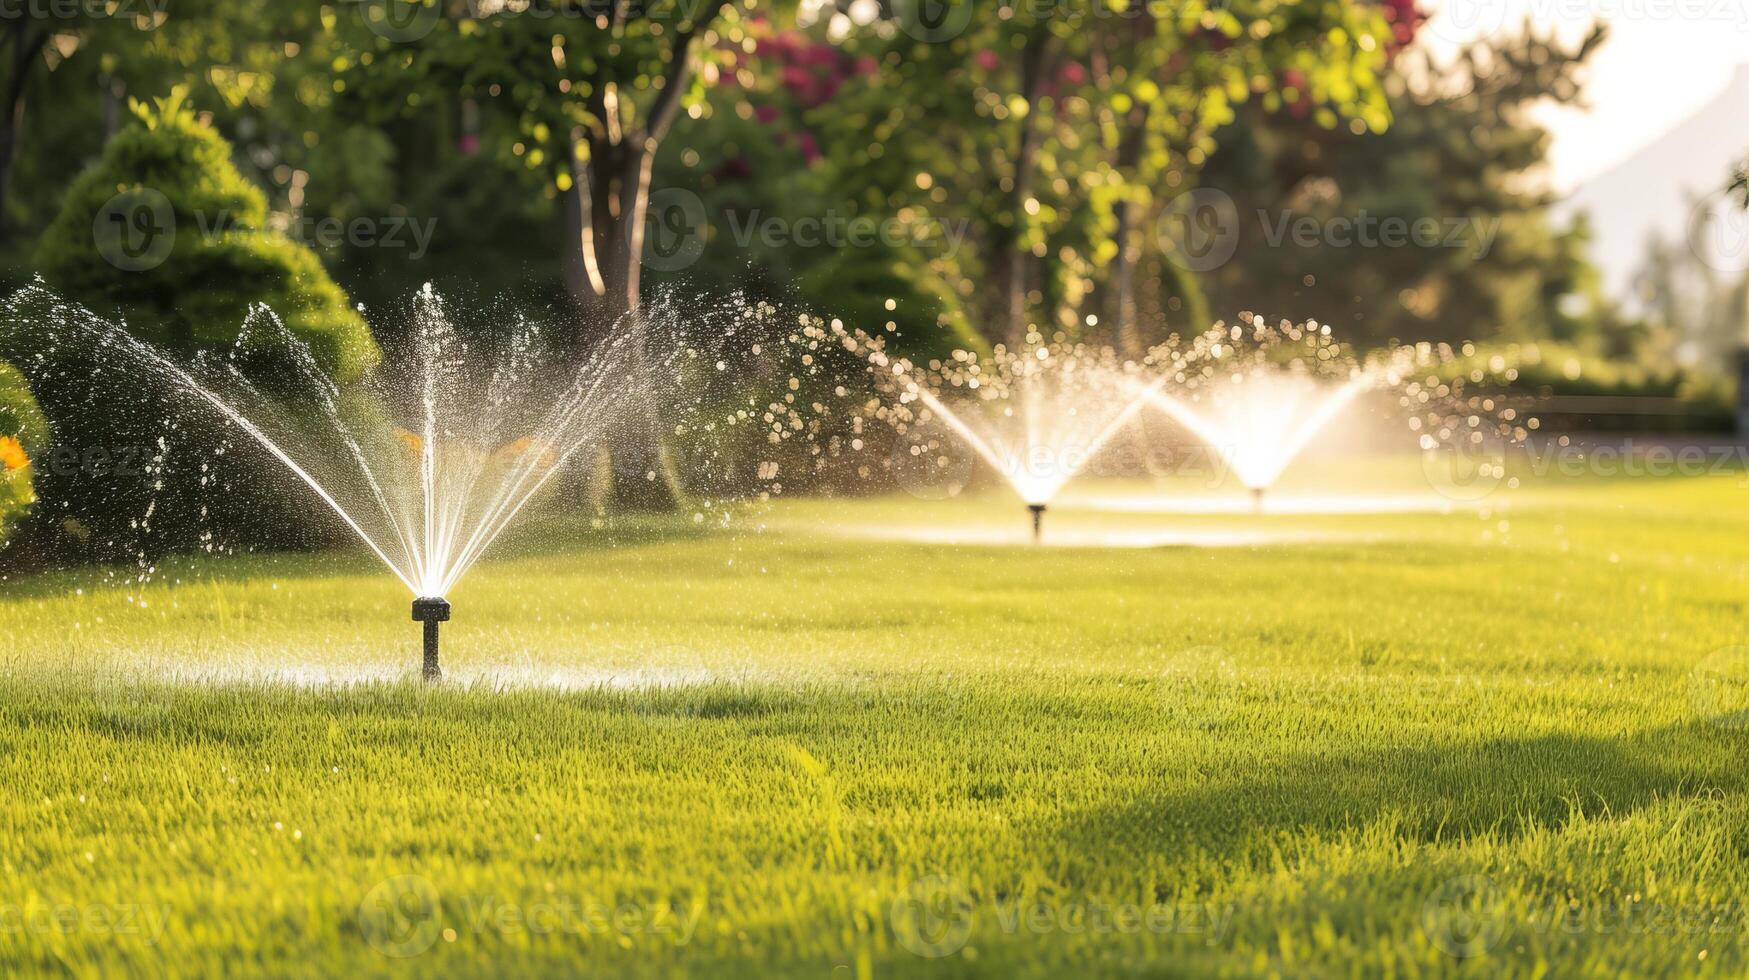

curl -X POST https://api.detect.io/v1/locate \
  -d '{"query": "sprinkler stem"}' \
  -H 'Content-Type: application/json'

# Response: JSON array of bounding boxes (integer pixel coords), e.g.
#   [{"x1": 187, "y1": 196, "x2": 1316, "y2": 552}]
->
[
  {"x1": 1028, "y1": 503, "x2": 1046, "y2": 543},
  {"x1": 411, "y1": 597, "x2": 450, "y2": 683},
  {"x1": 1250, "y1": 486, "x2": 1266, "y2": 513}
]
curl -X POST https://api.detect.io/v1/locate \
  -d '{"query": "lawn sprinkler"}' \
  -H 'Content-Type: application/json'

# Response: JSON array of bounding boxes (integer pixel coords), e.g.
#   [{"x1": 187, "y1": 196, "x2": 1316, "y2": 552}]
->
[
  {"x1": 1028, "y1": 503, "x2": 1046, "y2": 543},
  {"x1": 1250, "y1": 486, "x2": 1266, "y2": 513},
  {"x1": 412, "y1": 597, "x2": 451, "y2": 682}
]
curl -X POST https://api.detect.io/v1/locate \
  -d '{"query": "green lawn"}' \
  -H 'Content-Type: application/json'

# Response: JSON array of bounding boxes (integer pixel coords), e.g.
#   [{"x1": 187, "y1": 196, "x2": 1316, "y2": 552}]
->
[{"x1": 3, "y1": 458, "x2": 1749, "y2": 976}]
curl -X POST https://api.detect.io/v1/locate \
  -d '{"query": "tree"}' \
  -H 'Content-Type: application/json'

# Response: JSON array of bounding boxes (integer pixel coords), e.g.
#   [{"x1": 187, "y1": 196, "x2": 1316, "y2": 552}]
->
[
  {"x1": 1196, "y1": 24, "x2": 1615, "y2": 349},
  {"x1": 817, "y1": 0, "x2": 1395, "y2": 351},
  {"x1": 337, "y1": 0, "x2": 789, "y2": 326}
]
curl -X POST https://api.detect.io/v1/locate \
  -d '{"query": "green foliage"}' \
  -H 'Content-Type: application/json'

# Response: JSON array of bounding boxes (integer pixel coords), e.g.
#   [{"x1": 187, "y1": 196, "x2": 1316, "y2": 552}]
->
[
  {"x1": 0, "y1": 359, "x2": 44, "y2": 545},
  {"x1": 1456, "y1": 340, "x2": 1733, "y2": 433},
  {"x1": 1200, "y1": 27, "x2": 1614, "y2": 349},
  {"x1": 818, "y1": 0, "x2": 1395, "y2": 349},
  {"x1": 32, "y1": 91, "x2": 375, "y2": 380}
]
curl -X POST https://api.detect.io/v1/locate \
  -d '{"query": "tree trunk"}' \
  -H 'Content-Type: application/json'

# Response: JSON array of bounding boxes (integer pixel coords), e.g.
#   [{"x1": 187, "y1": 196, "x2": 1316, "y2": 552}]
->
[
  {"x1": 0, "y1": 26, "x2": 46, "y2": 245},
  {"x1": 998, "y1": 30, "x2": 1056, "y2": 349},
  {"x1": 1109, "y1": 104, "x2": 1150, "y2": 358},
  {"x1": 556, "y1": 2, "x2": 726, "y2": 508}
]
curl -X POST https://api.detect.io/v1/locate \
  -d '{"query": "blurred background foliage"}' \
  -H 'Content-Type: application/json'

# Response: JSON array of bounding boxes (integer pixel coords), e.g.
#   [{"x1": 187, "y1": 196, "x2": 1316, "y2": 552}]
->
[
  {"x1": 0, "y1": 0, "x2": 1743, "y2": 559},
  {"x1": 0, "y1": 1, "x2": 1733, "y2": 370}
]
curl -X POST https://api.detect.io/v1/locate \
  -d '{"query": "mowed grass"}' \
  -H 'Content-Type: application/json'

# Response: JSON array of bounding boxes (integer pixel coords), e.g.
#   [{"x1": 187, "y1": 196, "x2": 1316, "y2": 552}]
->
[{"x1": 3, "y1": 457, "x2": 1749, "y2": 976}]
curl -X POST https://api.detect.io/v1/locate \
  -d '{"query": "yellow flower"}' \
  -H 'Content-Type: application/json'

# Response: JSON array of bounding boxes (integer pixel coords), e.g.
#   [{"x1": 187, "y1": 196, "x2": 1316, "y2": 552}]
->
[{"x1": 0, "y1": 435, "x2": 27, "y2": 472}]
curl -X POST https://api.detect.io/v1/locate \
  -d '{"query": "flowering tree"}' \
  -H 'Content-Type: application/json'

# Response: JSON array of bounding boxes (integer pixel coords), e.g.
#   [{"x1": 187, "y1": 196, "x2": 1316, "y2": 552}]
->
[
  {"x1": 338, "y1": 0, "x2": 794, "y2": 326},
  {"x1": 819, "y1": 0, "x2": 1396, "y2": 350}
]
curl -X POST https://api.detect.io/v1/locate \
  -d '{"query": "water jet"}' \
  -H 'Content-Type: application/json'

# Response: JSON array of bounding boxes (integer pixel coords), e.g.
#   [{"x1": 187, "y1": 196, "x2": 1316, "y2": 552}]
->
[
  {"x1": 7, "y1": 285, "x2": 824, "y2": 678},
  {"x1": 830, "y1": 325, "x2": 1171, "y2": 535}
]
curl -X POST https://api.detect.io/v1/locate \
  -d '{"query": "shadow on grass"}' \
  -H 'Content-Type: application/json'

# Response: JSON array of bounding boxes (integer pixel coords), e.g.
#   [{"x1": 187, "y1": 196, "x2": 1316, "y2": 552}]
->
[{"x1": 1059, "y1": 721, "x2": 1749, "y2": 870}]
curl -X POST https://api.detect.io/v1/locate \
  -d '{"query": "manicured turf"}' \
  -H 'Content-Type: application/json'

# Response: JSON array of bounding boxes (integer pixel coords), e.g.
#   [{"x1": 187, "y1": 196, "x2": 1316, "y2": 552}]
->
[{"x1": 2, "y1": 458, "x2": 1748, "y2": 976}]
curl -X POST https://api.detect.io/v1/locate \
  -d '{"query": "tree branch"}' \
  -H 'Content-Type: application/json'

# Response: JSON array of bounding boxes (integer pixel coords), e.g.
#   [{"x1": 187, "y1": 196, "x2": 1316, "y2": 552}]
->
[{"x1": 642, "y1": 0, "x2": 729, "y2": 145}]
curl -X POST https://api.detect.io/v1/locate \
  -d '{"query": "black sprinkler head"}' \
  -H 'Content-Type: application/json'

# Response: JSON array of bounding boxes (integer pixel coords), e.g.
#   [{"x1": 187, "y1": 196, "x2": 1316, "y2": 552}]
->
[
  {"x1": 412, "y1": 597, "x2": 451, "y2": 623},
  {"x1": 1027, "y1": 503, "x2": 1046, "y2": 543},
  {"x1": 412, "y1": 597, "x2": 450, "y2": 682}
]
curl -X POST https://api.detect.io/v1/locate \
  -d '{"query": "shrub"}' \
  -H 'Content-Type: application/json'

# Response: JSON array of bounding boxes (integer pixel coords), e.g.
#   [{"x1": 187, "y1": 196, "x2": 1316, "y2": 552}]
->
[
  {"x1": 11, "y1": 91, "x2": 379, "y2": 555},
  {"x1": 32, "y1": 90, "x2": 376, "y2": 380},
  {"x1": 1454, "y1": 341, "x2": 1733, "y2": 433},
  {"x1": 0, "y1": 359, "x2": 46, "y2": 547}
]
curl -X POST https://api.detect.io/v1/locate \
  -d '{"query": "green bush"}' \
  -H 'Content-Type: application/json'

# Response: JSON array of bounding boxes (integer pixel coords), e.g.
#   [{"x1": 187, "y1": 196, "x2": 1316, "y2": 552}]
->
[
  {"x1": 13, "y1": 91, "x2": 379, "y2": 556},
  {"x1": 0, "y1": 359, "x2": 46, "y2": 547},
  {"x1": 1454, "y1": 342, "x2": 1733, "y2": 433},
  {"x1": 32, "y1": 90, "x2": 376, "y2": 380}
]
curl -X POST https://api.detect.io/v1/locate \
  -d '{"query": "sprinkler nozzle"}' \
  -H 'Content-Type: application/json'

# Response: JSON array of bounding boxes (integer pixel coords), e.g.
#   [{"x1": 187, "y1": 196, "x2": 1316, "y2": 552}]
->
[
  {"x1": 1028, "y1": 503, "x2": 1046, "y2": 543},
  {"x1": 412, "y1": 597, "x2": 450, "y2": 683}
]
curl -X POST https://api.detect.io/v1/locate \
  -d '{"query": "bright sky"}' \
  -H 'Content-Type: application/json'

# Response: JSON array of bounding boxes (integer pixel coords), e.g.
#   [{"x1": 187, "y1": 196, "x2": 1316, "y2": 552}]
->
[{"x1": 1418, "y1": 0, "x2": 1749, "y2": 192}]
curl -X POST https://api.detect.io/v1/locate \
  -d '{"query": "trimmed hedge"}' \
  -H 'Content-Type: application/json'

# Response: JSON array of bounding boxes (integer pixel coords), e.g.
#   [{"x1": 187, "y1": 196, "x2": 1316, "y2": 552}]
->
[{"x1": 32, "y1": 91, "x2": 376, "y2": 381}]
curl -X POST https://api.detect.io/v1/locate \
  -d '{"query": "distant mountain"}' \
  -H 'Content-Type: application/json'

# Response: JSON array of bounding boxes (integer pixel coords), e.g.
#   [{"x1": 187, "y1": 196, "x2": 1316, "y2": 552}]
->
[{"x1": 1556, "y1": 63, "x2": 1749, "y2": 305}]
